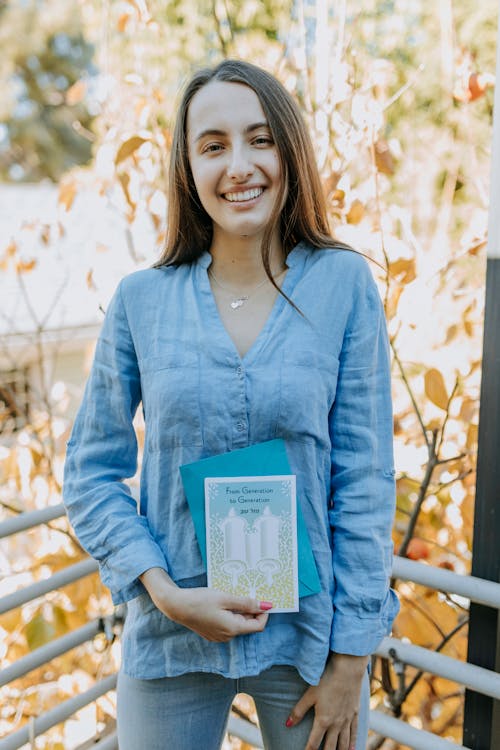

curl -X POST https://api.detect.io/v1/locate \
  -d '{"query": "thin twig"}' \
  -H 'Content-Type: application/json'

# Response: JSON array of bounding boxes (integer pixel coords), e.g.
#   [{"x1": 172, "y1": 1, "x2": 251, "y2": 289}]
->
[
  {"x1": 436, "y1": 377, "x2": 459, "y2": 456},
  {"x1": 397, "y1": 431, "x2": 438, "y2": 558},
  {"x1": 391, "y1": 343, "x2": 430, "y2": 449}
]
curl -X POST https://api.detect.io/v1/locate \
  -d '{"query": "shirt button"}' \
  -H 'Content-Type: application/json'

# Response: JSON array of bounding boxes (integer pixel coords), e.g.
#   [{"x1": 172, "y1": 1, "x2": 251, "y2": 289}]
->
[
  {"x1": 236, "y1": 421, "x2": 245, "y2": 431},
  {"x1": 236, "y1": 366, "x2": 243, "y2": 376}
]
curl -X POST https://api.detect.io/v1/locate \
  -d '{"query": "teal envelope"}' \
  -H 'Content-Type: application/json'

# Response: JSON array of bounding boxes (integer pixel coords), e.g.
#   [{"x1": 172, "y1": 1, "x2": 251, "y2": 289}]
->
[{"x1": 179, "y1": 439, "x2": 322, "y2": 598}]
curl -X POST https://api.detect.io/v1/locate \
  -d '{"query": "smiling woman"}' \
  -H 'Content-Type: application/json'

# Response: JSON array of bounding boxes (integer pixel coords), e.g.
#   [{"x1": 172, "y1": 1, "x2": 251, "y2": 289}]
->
[{"x1": 63, "y1": 59, "x2": 399, "y2": 750}]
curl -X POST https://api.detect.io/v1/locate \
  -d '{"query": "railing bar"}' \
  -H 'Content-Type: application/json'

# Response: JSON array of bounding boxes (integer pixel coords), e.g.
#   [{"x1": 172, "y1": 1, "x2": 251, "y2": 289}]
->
[
  {"x1": 2, "y1": 511, "x2": 500, "y2": 608},
  {"x1": 91, "y1": 734, "x2": 118, "y2": 749},
  {"x1": 0, "y1": 620, "x2": 102, "y2": 687},
  {"x1": 376, "y1": 637, "x2": 500, "y2": 700},
  {"x1": 0, "y1": 505, "x2": 66, "y2": 539},
  {"x1": 392, "y1": 556, "x2": 500, "y2": 609},
  {"x1": 369, "y1": 710, "x2": 471, "y2": 749},
  {"x1": 0, "y1": 559, "x2": 99, "y2": 615},
  {"x1": 227, "y1": 715, "x2": 264, "y2": 748},
  {"x1": 74, "y1": 729, "x2": 117, "y2": 750},
  {"x1": 0, "y1": 674, "x2": 117, "y2": 750}
]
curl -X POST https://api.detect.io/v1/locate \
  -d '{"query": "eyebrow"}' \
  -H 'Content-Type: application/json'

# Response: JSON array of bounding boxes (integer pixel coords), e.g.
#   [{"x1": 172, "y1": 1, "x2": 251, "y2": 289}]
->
[{"x1": 194, "y1": 121, "x2": 270, "y2": 143}]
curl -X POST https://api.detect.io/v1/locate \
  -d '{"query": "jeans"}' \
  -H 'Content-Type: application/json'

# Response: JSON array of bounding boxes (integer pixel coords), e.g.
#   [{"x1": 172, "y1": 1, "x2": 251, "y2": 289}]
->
[{"x1": 116, "y1": 664, "x2": 370, "y2": 750}]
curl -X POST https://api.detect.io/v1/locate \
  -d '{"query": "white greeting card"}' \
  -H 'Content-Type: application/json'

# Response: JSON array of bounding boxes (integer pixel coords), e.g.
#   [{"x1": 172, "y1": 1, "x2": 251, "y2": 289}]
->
[{"x1": 204, "y1": 475, "x2": 298, "y2": 613}]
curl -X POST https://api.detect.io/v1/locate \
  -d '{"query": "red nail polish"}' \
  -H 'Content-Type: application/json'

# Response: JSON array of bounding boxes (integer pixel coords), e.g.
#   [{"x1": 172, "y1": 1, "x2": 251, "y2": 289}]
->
[
  {"x1": 259, "y1": 601, "x2": 273, "y2": 611},
  {"x1": 285, "y1": 717, "x2": 293, "y2": 728}
]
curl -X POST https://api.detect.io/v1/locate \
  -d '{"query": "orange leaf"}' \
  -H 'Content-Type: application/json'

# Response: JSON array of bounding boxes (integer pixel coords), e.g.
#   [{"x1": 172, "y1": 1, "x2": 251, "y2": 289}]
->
[
  {"x1": 117, "y1": 13, "x2": 131, "y2": 32},
  {"x1": 86, "y1": 269, "x2": 96, "y2": 290},
  {"x1": 374, "y1": 139, "x2": 395, "y2": 175},
  {"x1": 322, "y1": 172, "x2": 342, "y2": 196},
  {"x1": 425, "y1": 369, "x2": 449, "y2": 411},
  {"x1": 389, "y1": 257, "x2": 416, "y2": 284},
  {"x1": 346, "y1": 199, "x2": 364, "y2": 225},
  {"x1": 66, "y1": 79, "x2": 87, "y2": 105},
  {"x1": 466, "y1": 423, "x2": 478, "y2": 450},
  {"x1": 406, "y1": 539, "x2": 430, "y2": 560},
  {"x1": 59, "y1": 181, "x2": 77, "y2": 211},
  {"x1": 16, "y1": 259, "x2": 36, "y2": 273},
  {"x1": 385, "y1": 284, "x2": 403, "y2": 320},
  {"x1": 468, "y1": 72, "x2": 495, "y2": 101},
  {"x1": 40, "y1": 225, "x2": 50, "y2": 245},
  {"x1": 6, "y1": 240, "x2": 17, "y2": 257},
  {"x1": 115, "y1": 136, "x2": 148, "y2": 165},
  {"x1": 468, "y1": 239, "x2": 486, "y2": 256},
  {"x1": 118, "y1": 172, "x2": 135, "y2": 211}
]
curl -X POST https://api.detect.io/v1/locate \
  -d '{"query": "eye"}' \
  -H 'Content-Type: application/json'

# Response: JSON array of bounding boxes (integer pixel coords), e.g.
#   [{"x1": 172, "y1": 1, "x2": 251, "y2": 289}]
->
[
  {"x1": 201, "y1": 142, "x2": 224, "y2": 154},
  {"x1": 252, "y1": 135, "x2": 274, "y2": 146}
]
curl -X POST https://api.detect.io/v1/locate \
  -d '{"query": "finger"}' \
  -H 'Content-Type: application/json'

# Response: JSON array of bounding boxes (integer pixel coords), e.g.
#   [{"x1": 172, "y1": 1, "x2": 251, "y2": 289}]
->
[
  {"x1": 232, "y1": 612, "x2": 269, "y2": 634},
  {"x1": 222, "y1": 594, "x2": 272, "y2": 614},
  {"x1": 348, "y1": 711, "x2": 359, "y2": 750},
  {"x1": 336, "y1": 723, "x2": 351, "y2": 750},
  {"x1": 304, "y1": 717, "x2": 330, "y2": 750},
  {"x1": 286, "y1": 687, "x2": 315, "y2": 727}
]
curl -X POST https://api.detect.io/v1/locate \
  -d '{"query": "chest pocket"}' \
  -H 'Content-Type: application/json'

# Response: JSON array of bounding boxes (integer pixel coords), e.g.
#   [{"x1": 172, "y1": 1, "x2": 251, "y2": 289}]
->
[
  {"x1": 140, "y1": 346, "x2": 203, "y2": 449},
  {"x1": 277, "y1": 348, "x2": 339, "y2": 445}
]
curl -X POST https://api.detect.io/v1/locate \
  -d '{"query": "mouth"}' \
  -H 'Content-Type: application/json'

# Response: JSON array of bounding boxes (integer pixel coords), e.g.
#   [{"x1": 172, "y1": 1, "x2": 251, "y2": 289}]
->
[{"x1": 222, "y1": 187, "x2": 264, "y2": 203}]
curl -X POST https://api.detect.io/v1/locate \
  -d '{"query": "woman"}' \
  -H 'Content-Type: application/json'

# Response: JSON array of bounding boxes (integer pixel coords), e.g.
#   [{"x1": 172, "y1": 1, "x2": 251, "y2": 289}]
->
[{"x1": 63, "y1": 60, "x2": 399, "y2": 750}]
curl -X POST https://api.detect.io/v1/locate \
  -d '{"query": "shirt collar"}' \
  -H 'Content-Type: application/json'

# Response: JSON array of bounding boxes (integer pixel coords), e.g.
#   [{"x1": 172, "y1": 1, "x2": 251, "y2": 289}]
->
[{"x1": 197, "y1": 242, "x2": 307, "y2": 271}]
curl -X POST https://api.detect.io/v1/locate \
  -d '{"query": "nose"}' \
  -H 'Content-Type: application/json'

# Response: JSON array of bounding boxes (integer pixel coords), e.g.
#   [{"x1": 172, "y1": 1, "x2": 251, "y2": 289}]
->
[{"x1": 226, "y1": 144, "x2": 254, "y2": 181}]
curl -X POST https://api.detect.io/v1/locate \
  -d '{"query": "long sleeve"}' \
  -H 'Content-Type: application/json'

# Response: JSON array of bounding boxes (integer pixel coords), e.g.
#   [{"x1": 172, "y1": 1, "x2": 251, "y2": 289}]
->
[
  {"x1": 328, "y1": 264, "x2": 399, "y2": 654},
  {"x1": 63, "y1": 281, "x2": 169, "y2": 605}
]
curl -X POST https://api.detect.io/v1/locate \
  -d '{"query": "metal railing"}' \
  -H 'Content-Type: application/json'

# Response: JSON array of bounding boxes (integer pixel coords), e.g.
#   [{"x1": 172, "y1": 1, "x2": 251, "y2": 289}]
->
[{"x1": 1, "y1": 505, "x2": 499, "y2": 750}]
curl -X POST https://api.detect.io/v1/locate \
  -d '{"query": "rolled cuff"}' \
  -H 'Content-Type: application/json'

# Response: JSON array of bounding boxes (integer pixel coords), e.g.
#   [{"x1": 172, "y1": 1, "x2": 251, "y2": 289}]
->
[
  {"x1": 329, "y1": 589, "x2": 400, "y2": 655},
  {"x1": 99, "y1": 540, "x2": 169, "y2": 605}
]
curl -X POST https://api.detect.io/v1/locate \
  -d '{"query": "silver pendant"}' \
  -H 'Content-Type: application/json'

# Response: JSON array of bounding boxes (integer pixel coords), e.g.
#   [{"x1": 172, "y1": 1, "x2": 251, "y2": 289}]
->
[{"x1": 230, "y1": 297, "x2": 248, "y2": 310}]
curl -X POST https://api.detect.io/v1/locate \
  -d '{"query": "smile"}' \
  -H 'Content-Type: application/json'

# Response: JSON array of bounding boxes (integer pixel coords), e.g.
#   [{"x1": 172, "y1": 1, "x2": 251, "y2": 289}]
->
[{"x1": 223, "y1": 187, "x2": 264, "y2": 203}]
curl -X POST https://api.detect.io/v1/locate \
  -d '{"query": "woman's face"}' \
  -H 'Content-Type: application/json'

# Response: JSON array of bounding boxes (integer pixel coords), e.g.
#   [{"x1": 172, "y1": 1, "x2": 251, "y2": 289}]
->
[{"x1": 187, "y1": 80, "x2": 283, "y2": 247}]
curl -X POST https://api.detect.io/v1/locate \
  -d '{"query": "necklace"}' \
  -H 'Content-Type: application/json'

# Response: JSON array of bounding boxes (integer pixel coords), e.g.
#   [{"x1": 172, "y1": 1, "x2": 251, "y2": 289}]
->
[{"x1": 208, "y1": 267, "x2": 286, "y2": 310}]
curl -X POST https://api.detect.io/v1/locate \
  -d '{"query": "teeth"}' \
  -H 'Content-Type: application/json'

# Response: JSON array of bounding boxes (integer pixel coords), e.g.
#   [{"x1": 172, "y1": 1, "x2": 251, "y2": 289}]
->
[{"x1": 224, "y1": 188, "x2": 263, "y2": 202}]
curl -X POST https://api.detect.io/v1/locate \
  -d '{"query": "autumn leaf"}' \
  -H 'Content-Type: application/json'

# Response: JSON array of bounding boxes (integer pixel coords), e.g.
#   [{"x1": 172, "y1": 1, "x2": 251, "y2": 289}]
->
[
  {"x1": 322, "y1": 171, "x2": 342, "y2": 196},
  {"x1": 115, "y1": 136, "x2": 148, "y2": 165},
  {"x1": 25, "y1": 612, "x2": 56, "y2": 651},
  {"x1": 86, "y1": 269, "x2": 96, "y2": 291},
  {"x1": 59, "y1": 181, "x2": 77, "y2": 211},
  {"x1": 66, "y1": 79, "x2": 87, "y2": 105},
  {"x1": 6, "y1": 240, "x2": 17, "y2": 257},
  {"x1": 466, "y1": 423, "x2": 478, "y2": 450},
  {"x1": 385, "y1": 284, "x2": 403, "y2": 320},
  {"x1": 117, "y1": 13, "x2": 131, "y2": 32},
  {"x1": 40, "y1": 224, "x2": 51, "y2": 245},
  {"x1": 425, "y1": 368, "x2": 449, "y2": 410},
  {"x1": 468, "y1": 72, "x2": 495, "y2": 102},
  {"x1": 389, "y1": 257, "x2": 416, "y2": 284},
  {"x1": 346, "y1": 199, "x2": 364, "y2": 224},
  {"x1": 16, "y1": 259, "x2": 36, "y2": 273},
  {"x1": 467, "y1": 239, "x2": 487, "y2": 256},
  {"x1": 374, "y1": 138, "x2": 395, "y2": 175},
  {"x1": 119, "y1": 172, "x2": 135, "y2": 211}
]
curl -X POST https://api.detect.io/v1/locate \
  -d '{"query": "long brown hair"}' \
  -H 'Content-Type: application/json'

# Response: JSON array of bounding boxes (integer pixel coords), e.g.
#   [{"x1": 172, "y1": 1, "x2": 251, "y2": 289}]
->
[{"x1": 155, "y1": 59, "x2": 350, "y2": 285}]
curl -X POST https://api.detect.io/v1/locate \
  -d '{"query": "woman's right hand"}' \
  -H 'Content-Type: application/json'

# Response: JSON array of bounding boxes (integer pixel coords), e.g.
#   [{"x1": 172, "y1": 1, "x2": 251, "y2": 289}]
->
[{"x1": 139, "y1": 567, "x2": 271, "y2": 642}]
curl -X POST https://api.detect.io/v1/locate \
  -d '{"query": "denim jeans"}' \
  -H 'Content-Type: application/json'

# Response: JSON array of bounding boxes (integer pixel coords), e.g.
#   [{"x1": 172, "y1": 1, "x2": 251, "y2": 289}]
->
[{"x1": 116, "y1": 664, "x2": 370, "y2": 750}]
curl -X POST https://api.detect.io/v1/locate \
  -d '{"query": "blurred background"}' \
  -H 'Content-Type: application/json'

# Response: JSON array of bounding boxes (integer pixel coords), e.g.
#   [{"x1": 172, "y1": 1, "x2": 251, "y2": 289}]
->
[{"x1": 0, "y1": 1, "x2": 497, "y2": 748}]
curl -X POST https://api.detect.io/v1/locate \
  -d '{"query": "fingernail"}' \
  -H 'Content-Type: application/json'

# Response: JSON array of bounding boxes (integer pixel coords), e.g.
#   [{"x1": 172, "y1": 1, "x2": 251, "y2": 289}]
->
[
  {"x1": 259, "y1": 601, "x2": 273, "y2": 611},
  {"x1": 285, "y1": 717, "x2": 293, "y2": 728}
]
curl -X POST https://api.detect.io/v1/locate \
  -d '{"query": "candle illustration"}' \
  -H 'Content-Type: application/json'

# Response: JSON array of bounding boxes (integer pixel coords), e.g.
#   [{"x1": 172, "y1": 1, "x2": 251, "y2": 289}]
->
[
  {"x1": 255, "y1": 507, "x2": 281, "y2": 585},
  {"x1": 220, "y1": 508, "x2": 247, "y2": 586}
]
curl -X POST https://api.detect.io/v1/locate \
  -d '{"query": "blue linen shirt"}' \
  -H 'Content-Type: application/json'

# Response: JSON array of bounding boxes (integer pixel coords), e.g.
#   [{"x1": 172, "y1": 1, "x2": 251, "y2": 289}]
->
[{"x1": 63, "y1": 242, "x2": 399, "y2": 685}]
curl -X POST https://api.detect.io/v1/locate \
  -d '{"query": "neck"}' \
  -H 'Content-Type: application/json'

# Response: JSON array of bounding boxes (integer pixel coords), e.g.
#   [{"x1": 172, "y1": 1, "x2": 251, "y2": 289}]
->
[{"x1": 209, "y1": 230, "x2": 285, "y2": 286}]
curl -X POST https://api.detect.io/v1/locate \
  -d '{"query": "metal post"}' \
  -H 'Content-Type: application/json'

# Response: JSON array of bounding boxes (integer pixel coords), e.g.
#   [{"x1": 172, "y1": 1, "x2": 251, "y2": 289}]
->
[{"x1": 463, "y1": 4, "x2": 500, "y2": 748}]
